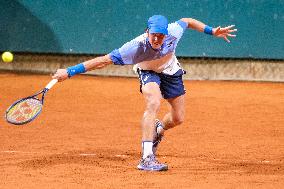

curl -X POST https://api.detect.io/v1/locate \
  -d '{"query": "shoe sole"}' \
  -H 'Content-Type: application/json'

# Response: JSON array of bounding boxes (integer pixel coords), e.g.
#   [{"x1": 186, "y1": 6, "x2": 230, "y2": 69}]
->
[{"x1": 137, "y1": 165, "x2": 168, "y2": 171}]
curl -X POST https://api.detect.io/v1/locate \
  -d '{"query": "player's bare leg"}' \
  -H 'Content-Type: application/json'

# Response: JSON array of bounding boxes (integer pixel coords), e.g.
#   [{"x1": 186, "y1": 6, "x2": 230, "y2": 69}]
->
[
  {"x1": 161, "y1": 94, "x2": 185, "y2": 134},
  {"x1": 137, "y1": 82, "x2": 168, "y2": 171},
  {"x1": 153, "y1": 95, "x2": 185, "y2": 154},
  {"x1": 141, "y1": 82, "x2": 162, "y2": 155}
]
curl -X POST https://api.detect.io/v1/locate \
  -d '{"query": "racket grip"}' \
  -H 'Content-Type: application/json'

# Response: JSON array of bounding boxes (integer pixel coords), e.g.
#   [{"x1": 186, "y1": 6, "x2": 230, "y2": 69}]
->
[{"x1": 45, "y1": 79, "x2": 58, "y2": 90}]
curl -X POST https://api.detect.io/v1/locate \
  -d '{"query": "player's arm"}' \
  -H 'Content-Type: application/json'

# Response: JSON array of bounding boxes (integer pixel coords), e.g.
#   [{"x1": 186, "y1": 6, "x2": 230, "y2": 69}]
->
[
  {"x1": 180, "y1": 18, "x2": 237, "y2": 42},
  {"x1": 52, "y1": 54, "x2": 113, "y2": 82},
  {"x1": 84, "y1": 54, "x2": 113, "y2": 70},
  {"x1": 52, "y1": 35, "x2": 139, "y2": 82}
]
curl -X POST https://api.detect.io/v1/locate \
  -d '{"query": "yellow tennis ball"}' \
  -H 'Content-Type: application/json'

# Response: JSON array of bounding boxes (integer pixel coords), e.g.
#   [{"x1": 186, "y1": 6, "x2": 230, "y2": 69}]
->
[{"x1": 2, "y1": 51, "x2": 13, "y2": 63}]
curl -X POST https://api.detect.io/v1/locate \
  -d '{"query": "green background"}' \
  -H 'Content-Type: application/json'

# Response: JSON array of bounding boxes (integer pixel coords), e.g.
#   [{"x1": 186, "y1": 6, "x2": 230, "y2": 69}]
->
[{"x1": 0, "y1": 0, "x2": 283, "y2": 59}]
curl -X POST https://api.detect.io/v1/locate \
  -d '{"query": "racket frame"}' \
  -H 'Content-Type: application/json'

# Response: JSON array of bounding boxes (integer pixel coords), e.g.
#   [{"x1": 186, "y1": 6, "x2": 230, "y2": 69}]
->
[{"x1": 5, "y1": 79, "x2": 57, "y2": 125}]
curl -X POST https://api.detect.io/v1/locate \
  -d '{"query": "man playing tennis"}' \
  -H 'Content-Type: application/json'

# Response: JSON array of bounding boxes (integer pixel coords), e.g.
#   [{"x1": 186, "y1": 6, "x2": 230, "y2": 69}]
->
[{"x1": 53, "y1": 15, "x2": 237, "y2": 171}]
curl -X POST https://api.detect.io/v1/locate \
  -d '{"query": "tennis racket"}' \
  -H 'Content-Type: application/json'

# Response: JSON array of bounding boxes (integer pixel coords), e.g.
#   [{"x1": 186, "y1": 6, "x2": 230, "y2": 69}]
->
[{"x1": 5, "y1": 79, "x2": 58, "y2": 125}]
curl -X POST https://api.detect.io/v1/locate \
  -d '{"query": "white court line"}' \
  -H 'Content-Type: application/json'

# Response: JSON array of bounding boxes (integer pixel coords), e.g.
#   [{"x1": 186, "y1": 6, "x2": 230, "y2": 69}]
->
[
  {"x1": 1, "y1": 151, "x2": 275, "y2": 163},
  {"x1": 2, "y1": 150, "x2": 39, "y2": 154},
  {"x1": 211, "y1": 158, "x2": 274, "y2": 164},
  {"x1": 79, "y1": 153, "x2": 96, "y2": 156},
  {"x1": 1, "y1": 151, "x2": 129, "y2": 158},
  {"x1": 1, "y1": 150, "x2": 66, "y2": 155},
  {"x1": 114, "y1": 154, "x2": 128, "y2": 158},
  {"x1": 261, "y1": 160, "x2": 270, "y2": 163}
]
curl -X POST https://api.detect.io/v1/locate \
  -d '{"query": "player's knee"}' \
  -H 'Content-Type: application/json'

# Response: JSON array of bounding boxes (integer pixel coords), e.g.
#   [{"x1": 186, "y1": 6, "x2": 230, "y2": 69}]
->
[{"x1": 146, "y1": 98, "x2": 160, "y2": 113}]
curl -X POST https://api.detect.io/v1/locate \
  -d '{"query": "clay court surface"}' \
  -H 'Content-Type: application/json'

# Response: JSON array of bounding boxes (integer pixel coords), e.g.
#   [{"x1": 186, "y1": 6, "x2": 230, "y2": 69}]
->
[{"x1": 0, "y1": 72, "x2": 283, "y2": 188}]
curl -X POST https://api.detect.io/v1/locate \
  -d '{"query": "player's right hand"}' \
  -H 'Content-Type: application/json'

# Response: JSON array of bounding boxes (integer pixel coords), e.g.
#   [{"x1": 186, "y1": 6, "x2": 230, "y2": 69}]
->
[{"x1": 52, "y1": 69, "x2": 69, "y2": 82}]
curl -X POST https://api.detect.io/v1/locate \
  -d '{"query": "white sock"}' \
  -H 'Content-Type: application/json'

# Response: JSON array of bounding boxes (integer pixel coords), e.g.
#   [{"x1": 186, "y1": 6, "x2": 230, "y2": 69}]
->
[{"x1": 142, "y1": 141, "x2": 153, "y2": 159}]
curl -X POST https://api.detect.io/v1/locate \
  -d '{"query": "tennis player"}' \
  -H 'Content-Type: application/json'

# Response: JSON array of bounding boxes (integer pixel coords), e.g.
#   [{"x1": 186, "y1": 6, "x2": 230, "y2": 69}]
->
[{"x1": 53, "y1": 15, "x2": 237, "y2": 171}]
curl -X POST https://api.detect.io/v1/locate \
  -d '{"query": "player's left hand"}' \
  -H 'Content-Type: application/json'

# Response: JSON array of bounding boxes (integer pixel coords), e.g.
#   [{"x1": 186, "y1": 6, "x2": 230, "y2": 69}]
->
[{"x1": 213, "y1": 25, "x2": 237, "y2": 43}]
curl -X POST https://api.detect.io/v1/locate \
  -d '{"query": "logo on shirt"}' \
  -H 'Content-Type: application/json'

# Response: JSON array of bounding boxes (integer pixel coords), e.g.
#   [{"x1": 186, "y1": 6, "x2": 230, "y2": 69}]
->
[
  {"x1": 143, "y1": 75, "x2": 149, "y2": 82},
  {"x1": 167, "y1": 39, "x2": 175, "y2": 47},
  {"x1": 167, "y1": 42, "x2": 173, "y2": 47}
]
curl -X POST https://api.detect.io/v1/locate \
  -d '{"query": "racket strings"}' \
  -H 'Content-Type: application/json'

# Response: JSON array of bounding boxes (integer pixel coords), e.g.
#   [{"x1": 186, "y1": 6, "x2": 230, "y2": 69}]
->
[{"x1": 6, "y1": 98, "x2": 42, "y2": 124}]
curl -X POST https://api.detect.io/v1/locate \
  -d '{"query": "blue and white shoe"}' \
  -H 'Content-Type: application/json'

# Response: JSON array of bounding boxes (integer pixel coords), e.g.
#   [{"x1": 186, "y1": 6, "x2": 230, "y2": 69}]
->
[
  {"x1": 153, "y1": 119, "x2": 164, "y2": 154},
  {"x1": 137, "y1": 154, "x2": 168, "y2": 171}
]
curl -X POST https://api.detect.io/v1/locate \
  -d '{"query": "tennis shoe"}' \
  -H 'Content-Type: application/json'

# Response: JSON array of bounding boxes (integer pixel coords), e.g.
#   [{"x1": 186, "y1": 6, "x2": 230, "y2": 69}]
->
[
  {"x1": 153, "y1": 119, "x2": 164, "y2": 154},
  {"x1": 137, "y1": 154, "x2": 168, "y2": 171}
]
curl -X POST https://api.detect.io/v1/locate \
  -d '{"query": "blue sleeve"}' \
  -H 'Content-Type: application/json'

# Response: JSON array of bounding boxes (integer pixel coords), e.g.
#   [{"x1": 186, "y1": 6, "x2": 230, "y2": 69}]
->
[
  {"x1": 109, "y1": 49, "x2": 123, "y2": 65},
  {"x1": 176, "y1": 20, "x2": 188, "y2": 31},
  {"x1": 109, "y1": 39, "x2": 140, "y2": 65}
]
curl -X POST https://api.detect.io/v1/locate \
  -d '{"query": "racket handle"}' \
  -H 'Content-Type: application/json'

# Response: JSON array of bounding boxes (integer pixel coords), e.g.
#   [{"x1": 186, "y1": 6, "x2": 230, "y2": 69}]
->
[{"x1": 45, "y1": 79, "x2": 58, "y2": 90}]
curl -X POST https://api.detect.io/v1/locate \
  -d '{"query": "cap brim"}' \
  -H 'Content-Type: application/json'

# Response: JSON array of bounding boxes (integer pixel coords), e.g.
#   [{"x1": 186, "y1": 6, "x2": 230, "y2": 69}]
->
[{"x1": 149, "y1": 27, "x2": 168, "y2": 35}]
